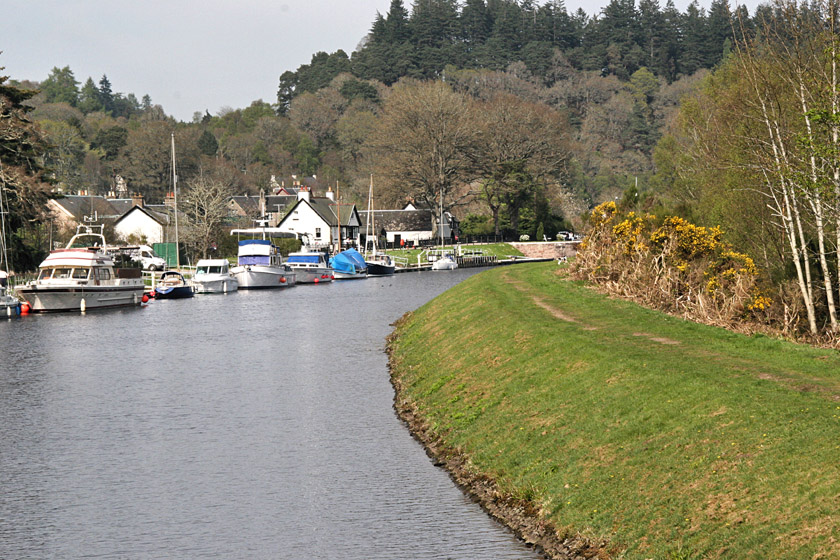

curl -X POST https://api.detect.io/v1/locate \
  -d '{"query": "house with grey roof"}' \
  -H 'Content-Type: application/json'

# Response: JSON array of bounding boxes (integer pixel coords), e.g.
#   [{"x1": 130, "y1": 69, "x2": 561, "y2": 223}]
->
[
  {"x1": 275, "y1": 187, "x2": 361, "y2": 250},
  {"x1": 228, "y1": 191, "x2": 297, "y2": 226},
  {"x1": 359, "y1": 208, "x2": 458, "y2": 247}
]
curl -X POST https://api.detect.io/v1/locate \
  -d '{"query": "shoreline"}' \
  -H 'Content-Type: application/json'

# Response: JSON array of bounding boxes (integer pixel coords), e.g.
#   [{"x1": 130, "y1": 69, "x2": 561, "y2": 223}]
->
[{"x1": 386, "y1": 318, "x2": 609, "y2": 560}]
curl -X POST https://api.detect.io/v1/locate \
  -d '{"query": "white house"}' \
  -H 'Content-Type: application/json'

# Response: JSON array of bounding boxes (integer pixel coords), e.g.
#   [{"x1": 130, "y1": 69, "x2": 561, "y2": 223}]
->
[
  {"x1": 359, "y1": 207, "x2": 457, "y2": 246},
  {"x1": 114, "y1": 204, "x2": 170, "y2": 244},
  {"x1": 275, "y1": 187, "x2": 361, "y2": 250}
]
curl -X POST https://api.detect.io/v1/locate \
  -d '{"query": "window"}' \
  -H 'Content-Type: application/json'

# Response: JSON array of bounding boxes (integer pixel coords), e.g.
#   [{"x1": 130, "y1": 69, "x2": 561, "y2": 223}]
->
[
  {"x1": 315, "y1": 228, "x2": 321, "y2": 238},
  {"x1": 72, "y1": 268, "x2": 89, "y2": 280}
]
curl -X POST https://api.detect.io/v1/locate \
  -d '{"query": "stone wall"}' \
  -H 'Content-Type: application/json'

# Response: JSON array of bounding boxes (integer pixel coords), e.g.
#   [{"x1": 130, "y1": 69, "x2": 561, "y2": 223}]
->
[{"x1": 509, "y1": 241, "x2": 578, "y2": 259}]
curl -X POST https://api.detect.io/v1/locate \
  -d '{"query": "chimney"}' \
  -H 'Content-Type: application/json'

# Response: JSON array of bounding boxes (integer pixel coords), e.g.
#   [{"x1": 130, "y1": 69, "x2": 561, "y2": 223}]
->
[
  {"x1": 325, "y1": 186, "x2": 335, "y2": 201},
  {"x1": 297, "y1": 186, "x2": 311, "y2": 202},
  {"x1": 164, "y1": 192, "x2": 176, "y2": 208},
  {"x1": 131, "y1": 192, "x2": 145, "y2": 208}
]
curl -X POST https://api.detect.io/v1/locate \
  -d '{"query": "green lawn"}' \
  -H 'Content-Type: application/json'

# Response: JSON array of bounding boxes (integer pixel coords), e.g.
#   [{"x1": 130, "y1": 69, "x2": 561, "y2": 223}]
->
[{"x1": 389, "y1": 262, "x2": 840, "y2": 559}]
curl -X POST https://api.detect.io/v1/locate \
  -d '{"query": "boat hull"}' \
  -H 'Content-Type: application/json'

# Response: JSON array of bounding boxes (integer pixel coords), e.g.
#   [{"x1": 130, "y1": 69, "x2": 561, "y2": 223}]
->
[
  {"x1": 431, "y1": 258, "x2": 458, "y2": 271},
  {"x1": 192, "y1": 276, "x2": 238, "y2": 294},
  {"x1": 154, "y1": 286, "x2": 194, "y2": 299},
  {"x1": 333, "y1": 270, "x2": 368, "y2": 280},
  {"x1": 289, "y1": 267, "x2": 333, "y2": 284},
  {"x1": 366, "y1": 262, "x2": 395, "y2": 276},
  {"x1": 17, "y1": 285, "x2": 144, "y2": 312},
  {"x1": 1, "y1": 294, "x2": 22, "y2": 315},
  {"x1": 231, "y1": 265, "x2": 296, "y2": 289}
]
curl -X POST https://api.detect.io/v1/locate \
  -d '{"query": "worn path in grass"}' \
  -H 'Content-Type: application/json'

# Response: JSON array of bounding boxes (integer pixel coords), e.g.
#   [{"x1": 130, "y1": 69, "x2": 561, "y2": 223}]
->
[{"x1": 388, "y1": 262, "x2": 840, "y2": 559}]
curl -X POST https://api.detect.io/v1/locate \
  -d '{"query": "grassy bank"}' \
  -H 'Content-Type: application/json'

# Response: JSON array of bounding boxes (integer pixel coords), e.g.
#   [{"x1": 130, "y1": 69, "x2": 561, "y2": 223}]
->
[{"x1": 388, "y1": 262, "x2": 840, "y2": 559}]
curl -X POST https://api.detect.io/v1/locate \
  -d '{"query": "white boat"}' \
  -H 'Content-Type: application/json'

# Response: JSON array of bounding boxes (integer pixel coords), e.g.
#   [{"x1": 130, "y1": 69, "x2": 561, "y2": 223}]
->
[
  {"x1": 230, "y1": 225, "x2": 296, "y2": 289},
  {"x1": 286, "y1": 250, "x2": 333, "y2": 284},
  {"x1": 192, "y1": 259, "x2": 239, "y2": 293},
  {"x1": 431, "y1": 254, "x2": 458, "y2": 271},
  {"x1": 15, "y1": 224, "x2": 145, "y2": 312},
  {"x1": 231, "y1": 239, "x2": 295, "y2": 289}
]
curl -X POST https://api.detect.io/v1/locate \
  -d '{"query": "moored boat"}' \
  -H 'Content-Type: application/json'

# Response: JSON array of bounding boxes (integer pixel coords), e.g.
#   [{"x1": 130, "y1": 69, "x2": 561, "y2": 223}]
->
[
  {"x1": 365, "y1": 253, "x2": 395, "y2": 276},
  {"x1": 362, "y1": 175, "x2": 395, "y2": 277},
  {"x1": 15, "y1": 225, "x2": 145, "y2": 312},
  {"x1": 153, "y1": 270, "x2": 194, "y2": 299},
  {"x1": 286, "y1": 250, "x2": 333, "y2": 284},
  {"x1": 230, "y1": 234, "x2": 296, "y2": 289},
  {"x1": 431, "y1": 253, "x2": 458, "y2": 271},
  {"x1": 330, "y1": 248, "x2": 368, "y2": 280},
  {"x1": 192, "y1": 259, "x2": 238, "y2": 293}
]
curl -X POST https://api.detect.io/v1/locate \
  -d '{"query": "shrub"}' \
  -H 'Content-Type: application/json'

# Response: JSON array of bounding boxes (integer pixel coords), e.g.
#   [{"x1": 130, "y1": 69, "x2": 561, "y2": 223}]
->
[{"x1": 572, "y1": 205, "x2": 771, "y2": 328}]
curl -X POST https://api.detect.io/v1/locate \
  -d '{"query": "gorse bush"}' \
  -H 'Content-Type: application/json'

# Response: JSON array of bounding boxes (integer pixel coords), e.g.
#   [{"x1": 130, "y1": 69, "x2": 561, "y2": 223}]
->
[{"x1": 573, "y1": 201, "x2": 771, "y2": 328}]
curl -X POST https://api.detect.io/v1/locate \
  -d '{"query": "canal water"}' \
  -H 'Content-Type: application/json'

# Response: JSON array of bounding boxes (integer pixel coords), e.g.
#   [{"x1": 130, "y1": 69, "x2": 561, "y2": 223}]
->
[{"x1": 0, "y1": 269, "x2": 542, "y2": 559}]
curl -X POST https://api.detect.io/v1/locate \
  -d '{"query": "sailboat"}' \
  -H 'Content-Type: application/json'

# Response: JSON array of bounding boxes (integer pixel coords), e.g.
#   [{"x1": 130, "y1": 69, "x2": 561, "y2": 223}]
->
[
  {"x1": 152, "y1": 133, "x2": 194, "y2": 299},
  {"x1": 0, "y1": 166, "x2": 22, "y2": 315},
  {"x1": 430, "y1": 186, "x2": 457, "y2": 271},
  {"x1": 363, "y1": 175, "x2": 395, "y2": 276}
]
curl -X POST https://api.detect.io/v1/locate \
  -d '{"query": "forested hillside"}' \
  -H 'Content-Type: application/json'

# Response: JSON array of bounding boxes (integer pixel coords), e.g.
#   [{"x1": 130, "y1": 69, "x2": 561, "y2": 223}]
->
[{"x1": 10, "y1": 0, "x2": 751, "y2": 236}]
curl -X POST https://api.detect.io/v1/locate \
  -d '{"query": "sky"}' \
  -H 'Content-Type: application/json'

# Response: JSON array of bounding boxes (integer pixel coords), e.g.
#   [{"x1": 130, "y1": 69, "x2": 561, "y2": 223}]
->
[{"x1": 2, "y1": 0, "x2": 759, "y2": 123}]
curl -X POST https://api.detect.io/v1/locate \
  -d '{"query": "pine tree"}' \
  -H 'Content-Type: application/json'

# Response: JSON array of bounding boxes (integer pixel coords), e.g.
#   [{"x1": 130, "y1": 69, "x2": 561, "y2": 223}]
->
[
  {"x1": 78, "y1": 77, "x2": 104, "y2": 114},
  {"x1": 40, "y1": 66, "x2": 79, "y2": 105},
  {"x1": 679, "y1": 1, "x2": 708, "y2": 75},
  {"x1": 384, "y1": 0, "x2": 411, "y2": 42},
  {"x1": 98, "y1": 75, "x2": 114, "y2": 114},
  {"x1": 705, "y1": 0, "x2": 732, "y2": 67},
  {"x1": 197, "y1": 129, "x2": 219, "y2": 156}
]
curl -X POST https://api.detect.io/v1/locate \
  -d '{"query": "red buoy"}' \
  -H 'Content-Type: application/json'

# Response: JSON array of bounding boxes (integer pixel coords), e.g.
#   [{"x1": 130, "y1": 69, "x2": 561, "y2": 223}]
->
[
  {"x1": 280, "y1": 277, "x2": 286, "y2": 283},
  {"x1": 314, "y1": 278, "x2": 319, "y2": 283},
  {"x1": 141, "y1": 294, "x2": 150, "y2": 304},
  {"x1": 20, "y1": 302, "x2": 31, "y2": 315}
]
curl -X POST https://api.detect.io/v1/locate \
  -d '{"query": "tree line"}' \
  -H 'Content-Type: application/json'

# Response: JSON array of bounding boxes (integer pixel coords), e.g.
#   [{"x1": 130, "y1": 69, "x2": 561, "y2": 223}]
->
[{"x1": 279, "y1": 0, "x2": 746, "y2": 107}]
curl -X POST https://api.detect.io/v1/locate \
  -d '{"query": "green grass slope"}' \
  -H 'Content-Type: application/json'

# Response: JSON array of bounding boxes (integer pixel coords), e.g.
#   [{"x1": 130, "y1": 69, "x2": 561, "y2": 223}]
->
[{"x1": 389, "y1": 262, "x2": 840, "y2": 559}]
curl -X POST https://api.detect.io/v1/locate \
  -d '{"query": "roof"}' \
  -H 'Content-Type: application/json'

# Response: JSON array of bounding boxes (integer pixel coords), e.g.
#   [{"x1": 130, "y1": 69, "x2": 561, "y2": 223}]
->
[
  {"x1": 229, "y1": 194, "x2": 297, "y2": 216},
  {"x1": 298, "y1": 197, "x2": 359, "y2": 227},
  {"x1": 49, "y1": 195, "x2": 129, "y2": 223},
  {"x1": 359, "y1": 209, "x2": 434, "y2": 232},
  {"x1": 114, "y1": 204, "x2": 170, "y2": 226}
]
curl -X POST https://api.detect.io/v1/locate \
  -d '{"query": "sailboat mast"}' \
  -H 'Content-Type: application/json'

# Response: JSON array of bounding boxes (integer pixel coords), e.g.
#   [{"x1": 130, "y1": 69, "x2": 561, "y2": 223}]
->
[
  {"x1": 371, "y1": 175, "x2": 377, "y2": 256},
  {"x1": 0, "y1": 162, "x2": 10, "y2": 279},
  {"x1": 365, "y1": 174, "x2": 373, "y2": 256},
  {"x1": 171, "y1": 132, "x2": 180, "y2": 270},
  {"x1": 439, "y1": 187, "x2": 444, "y2": 246},
  {"x1": 336, "y1": 181, "x2": 342, "y2": 252}
]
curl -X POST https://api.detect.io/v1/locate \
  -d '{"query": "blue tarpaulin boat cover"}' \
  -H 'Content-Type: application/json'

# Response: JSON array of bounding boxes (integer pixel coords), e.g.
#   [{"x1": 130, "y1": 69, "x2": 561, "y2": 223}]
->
[{"x1": 329, "y1": 249, "x2": 367, "y2": 274}]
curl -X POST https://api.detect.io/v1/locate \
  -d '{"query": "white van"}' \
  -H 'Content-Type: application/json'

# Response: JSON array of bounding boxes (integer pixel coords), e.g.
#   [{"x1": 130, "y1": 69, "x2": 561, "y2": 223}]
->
[{"x1": 131, "y1": 245, "x2": 167, "y2": 271}]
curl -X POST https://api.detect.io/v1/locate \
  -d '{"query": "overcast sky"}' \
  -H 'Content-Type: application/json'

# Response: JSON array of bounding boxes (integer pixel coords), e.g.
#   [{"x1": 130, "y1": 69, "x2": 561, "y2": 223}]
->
[{"x1": 2, "y1": 0, "x2": 759, "y2": 122}]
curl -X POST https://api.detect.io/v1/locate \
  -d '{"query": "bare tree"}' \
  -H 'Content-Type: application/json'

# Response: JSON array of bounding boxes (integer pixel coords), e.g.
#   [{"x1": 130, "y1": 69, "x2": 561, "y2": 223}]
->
[
  {"x1": 180, "y1": 172, "x2": 232, "y2": 261},
  {"x1": 475, "y1": 93, "x2": 571, "y2": 236},
  {"x1": 367, "y1": 80, "x2": 481, "y2": 216}
]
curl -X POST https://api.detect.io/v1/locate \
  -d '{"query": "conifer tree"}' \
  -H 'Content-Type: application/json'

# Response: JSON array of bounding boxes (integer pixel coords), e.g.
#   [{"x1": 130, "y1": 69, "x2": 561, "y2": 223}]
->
[
  {"x1": 77, "y1": 77, "x2": 104, "y2": 114},
  {"x1": 40, "y1": 66, "x2": 79, "y2": 106}
]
